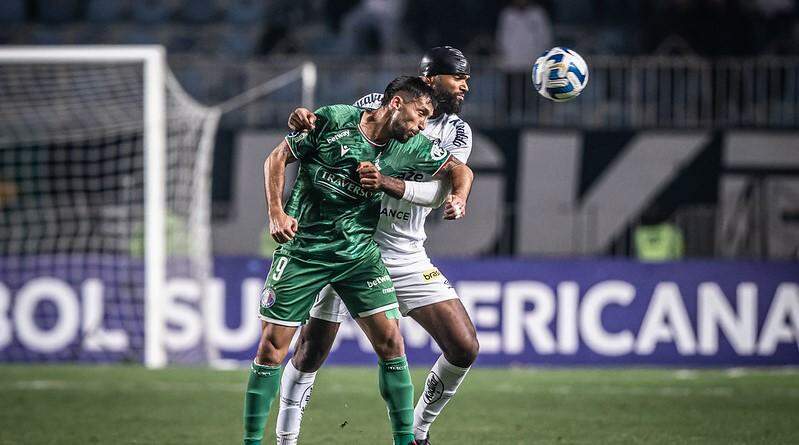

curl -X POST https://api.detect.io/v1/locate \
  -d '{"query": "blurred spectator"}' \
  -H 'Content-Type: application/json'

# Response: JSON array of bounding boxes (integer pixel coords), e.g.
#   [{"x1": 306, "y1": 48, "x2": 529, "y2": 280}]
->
[
  {"x1": 748, "y1": 0, "x2": 797, "y2": 54},
  {"x1": 256, "y1": 0, "x2": 314, "y2": 54},
  {"x1": 403, "y1": 0, "x2": 500, "y2": 55},
  {"x1": 0, "y1": 180, "x2": 18, "y2": 208},
  {"x1": 496, "y1": 0, "x2": 552, "y2": 116},
  {"x1": 339, "y1": 0, "x2": 406, "y2": 54},
  {"x1": 324, "y1": 0, "x2": 360, "y2": 33},
  {"x1": 633, "y1": 205, "x2": 685, "y2": 262},
  {"x1": 497, "y1": 0, "x2": 552, "y2": 71}
]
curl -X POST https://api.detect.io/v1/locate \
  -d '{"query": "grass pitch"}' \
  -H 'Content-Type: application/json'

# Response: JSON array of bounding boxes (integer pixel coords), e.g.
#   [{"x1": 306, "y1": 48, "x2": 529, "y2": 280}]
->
[{"x1": 1, "y1": 365, "x2": 798, "y2": 444}]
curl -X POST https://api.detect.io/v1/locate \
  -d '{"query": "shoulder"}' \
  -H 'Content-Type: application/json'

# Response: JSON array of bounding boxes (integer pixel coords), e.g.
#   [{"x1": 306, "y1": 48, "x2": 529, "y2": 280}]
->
[
  {"x1": 441, "y1": 115, "x2": 473, "y2": 160},
  {"x1": 353, "y1": 93, "x2": 383, "y2": 110},
  {"x1": 407, "y1": 133, "x2": 449, "y2": 162},
  {"x1": 314, "y1": 104, "x2": 360, "y2": 130}
]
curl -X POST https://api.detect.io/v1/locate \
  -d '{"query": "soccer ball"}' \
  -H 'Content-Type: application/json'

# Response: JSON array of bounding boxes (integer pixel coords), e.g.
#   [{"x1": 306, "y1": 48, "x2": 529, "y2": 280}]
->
[{"x1": 532, "y1": 47, "x2": 589, "y2": 102}]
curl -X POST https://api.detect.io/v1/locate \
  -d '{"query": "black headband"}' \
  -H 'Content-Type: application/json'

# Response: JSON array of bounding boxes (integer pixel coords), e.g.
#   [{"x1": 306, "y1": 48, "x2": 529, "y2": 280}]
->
[{"x1": 419, "y1": 46, "x2": 470, "y2": 77}]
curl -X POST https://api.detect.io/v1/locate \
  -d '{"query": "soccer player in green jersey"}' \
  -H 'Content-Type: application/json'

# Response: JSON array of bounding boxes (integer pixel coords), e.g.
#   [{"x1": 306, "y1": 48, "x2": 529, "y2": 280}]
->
[{"x1": 243, "y1": 76, "x2": 473, "y2": 445}]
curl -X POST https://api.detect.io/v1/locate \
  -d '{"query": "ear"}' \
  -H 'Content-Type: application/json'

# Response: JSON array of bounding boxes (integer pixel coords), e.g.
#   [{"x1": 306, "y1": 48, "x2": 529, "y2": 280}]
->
[
  {"x1": 421, "y1": 76, "x2": 435, "y2": 86},
  {"x1": 389, "y1": 94, "x2": 404, "y2": 110}
]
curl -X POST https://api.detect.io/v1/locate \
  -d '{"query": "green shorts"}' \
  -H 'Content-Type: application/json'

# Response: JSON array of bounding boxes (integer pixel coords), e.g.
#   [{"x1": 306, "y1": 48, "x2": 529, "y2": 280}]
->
[{"x1": 259, "y1": 247, "x2": 398, "y2": 326}]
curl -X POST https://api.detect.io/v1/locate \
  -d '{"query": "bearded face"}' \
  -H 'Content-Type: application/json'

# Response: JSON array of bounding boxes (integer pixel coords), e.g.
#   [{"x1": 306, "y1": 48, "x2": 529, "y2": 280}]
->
[
  {"x1": 433, "y1": 87, "x2": 463, "y2": 115},
  {"x1": 387, "y1": 95, "x2": 433, "y2": 142},
  {"x1": 430, "y1": 74, "x2": 469, "y2": 115}
]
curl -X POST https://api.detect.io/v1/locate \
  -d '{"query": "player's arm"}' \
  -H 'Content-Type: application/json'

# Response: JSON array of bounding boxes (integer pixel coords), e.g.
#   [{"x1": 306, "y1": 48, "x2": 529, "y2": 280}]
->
[
  {"x1": 402, "y1": 179, "x2": 452, "y2": 208},
  {"x1": 264, "y1": 139, "x2": 298, "y2": 243},
  {"x1": 355, "y1": 166, "x2": 408, "y2": 201},
  {"x1": 356, "y1": 165, "x2": 454, "y2": 208},
  {"x1": 433, "y1": 156, "x2": 473, "y2": 220},
  {"x1": 356, "y1": 162, "x2": 444, "y2": 206}
]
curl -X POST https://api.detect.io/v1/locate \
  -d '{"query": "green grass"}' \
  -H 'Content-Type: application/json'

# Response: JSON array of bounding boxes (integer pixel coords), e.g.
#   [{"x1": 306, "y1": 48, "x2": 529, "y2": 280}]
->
[{"x1": 1, "y1": 365, "x2": 798, "y2": 444}]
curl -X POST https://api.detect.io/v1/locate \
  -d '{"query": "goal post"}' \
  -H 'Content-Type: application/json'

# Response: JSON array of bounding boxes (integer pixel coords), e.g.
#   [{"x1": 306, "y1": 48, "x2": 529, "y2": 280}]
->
[
  {"x1": 0, "y1": 46, "x2": 315, "y2": 368},
  {"x1": 0, "y1": 46, "x2": 170, "y2": 368}
]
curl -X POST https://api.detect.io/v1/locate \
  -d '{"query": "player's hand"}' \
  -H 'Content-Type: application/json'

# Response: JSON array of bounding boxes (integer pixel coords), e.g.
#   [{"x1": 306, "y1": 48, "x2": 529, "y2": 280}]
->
[
  {"x1": 443, "y1": 195, "x2": 467, "y2": 220},
  {"x1": 288, "y1": 108, "x2": 316, "y2": 131},
  {"x1": 269, "y1": 211, "x2": 298, "y2": 243},
  {"x1": 357, "y1": 161, "x2": 384, "y2": 191}
]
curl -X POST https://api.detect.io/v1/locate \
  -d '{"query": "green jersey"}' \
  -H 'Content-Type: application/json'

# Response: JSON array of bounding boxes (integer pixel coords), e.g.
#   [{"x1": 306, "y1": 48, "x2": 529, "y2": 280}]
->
[{"x1": 282, "y1": 104, "x2": 451, "y2": 261}]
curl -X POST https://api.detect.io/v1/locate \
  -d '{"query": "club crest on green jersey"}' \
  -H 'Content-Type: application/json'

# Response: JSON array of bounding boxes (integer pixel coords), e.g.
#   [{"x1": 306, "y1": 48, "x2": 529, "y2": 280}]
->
[
  {"x1": 287, "y1": 130, "x2": 308, "y2": 142},
  {"x1": 260, "y1": 286, "x2": 276, "y2": 309},
  {"x1": 430, "y1": 138, "x2": 447, "y2": 161}
]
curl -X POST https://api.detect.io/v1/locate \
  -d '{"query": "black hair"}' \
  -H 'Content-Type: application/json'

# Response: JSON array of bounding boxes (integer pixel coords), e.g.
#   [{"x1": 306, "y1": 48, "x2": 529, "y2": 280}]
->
[{"x1": 379, "y1": 76, "x2": 435, "y2": 107}]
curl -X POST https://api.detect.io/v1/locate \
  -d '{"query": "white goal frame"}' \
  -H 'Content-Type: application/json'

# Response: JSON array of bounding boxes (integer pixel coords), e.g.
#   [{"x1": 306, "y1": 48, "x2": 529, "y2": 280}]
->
[{"x1": 0, "y1": 46, "x2": 168, "y2": 368}]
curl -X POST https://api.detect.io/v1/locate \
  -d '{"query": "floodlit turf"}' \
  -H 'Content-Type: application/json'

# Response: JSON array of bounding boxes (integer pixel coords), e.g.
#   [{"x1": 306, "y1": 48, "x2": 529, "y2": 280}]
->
[{"x1": 1, "y1": 365, "x2": 798, "y2": 444}]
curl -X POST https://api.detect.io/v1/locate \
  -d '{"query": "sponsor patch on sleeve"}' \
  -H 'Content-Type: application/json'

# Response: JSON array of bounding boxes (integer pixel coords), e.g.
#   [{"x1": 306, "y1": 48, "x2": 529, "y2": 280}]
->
[{"x1": 422, "y1": 268, "x2": 443, "y2": 281}]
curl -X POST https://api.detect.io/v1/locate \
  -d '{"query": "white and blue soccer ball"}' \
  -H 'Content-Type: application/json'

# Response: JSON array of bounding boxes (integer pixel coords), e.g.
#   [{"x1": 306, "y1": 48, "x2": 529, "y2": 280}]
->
[{"x1": 532, "y1": 47, "x2": 589, "y2": 102}]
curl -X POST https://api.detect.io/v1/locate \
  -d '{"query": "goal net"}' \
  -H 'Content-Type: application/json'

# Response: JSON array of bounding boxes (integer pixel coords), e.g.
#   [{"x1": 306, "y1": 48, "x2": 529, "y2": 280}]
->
[{"x1": 0, "y1": 46, "x2": 315, "y2": 368}]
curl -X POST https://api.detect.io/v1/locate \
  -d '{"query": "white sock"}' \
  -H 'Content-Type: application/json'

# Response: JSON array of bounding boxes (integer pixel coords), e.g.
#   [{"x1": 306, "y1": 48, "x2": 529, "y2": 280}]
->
[
  {"x1": 413, "y1": 355, "x2": 470, "y2": 440},
  {"x1": 276, "y1": 359, "x2": 317, "y2": 445}
]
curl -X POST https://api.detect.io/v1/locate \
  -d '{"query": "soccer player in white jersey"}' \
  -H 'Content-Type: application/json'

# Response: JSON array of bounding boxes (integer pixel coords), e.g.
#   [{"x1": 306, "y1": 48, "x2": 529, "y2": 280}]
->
[{"x1": 277, "y1": 46, "x2": 477, "y2": 445}]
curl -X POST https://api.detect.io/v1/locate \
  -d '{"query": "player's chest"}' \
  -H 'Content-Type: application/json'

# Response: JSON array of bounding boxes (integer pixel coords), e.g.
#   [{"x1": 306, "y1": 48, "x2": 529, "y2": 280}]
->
[
  {"x1": 315, "y1": 129, "x2": 382, "y2": 169},
  {"x1": 374, "y1": 143, "x2": 434, "y2": 182}
]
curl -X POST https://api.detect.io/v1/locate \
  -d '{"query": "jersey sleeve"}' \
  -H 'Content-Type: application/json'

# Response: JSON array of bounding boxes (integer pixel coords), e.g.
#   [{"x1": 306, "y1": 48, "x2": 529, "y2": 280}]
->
[
  {"x1": 284, "y1": 106, "x2": 331, "y2": 160},
  {"x1": 353, "y1": 93, "x2": 383, "y2": 110},
  {"x1": 440, "y1": 118, "x2": 473, "y2": 163},
  {"x1": 410, "y1": 137, "x2": 453, "y2": 176}
]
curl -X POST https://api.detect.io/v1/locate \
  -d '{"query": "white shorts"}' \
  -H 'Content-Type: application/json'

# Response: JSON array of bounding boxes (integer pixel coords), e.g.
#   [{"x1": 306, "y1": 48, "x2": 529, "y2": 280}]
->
[{"x1": 309, "y1": 253, "x2": 458, "y2": 323}]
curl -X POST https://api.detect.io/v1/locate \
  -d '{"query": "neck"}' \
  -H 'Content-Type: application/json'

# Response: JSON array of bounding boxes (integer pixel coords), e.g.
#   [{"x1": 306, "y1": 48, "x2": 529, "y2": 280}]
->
[{"x1": 359, "y1": 108, "x2": 392, "y2": 146}]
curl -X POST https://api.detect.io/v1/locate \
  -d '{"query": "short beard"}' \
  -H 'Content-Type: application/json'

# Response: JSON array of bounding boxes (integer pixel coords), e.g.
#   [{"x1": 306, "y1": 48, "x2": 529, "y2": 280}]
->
[
  {"x1": 389, "y1": 116, "x2": 410, "y2": 142},
  {"x1": 433, "y1": 89, "x2": 462, "y2": 115}
]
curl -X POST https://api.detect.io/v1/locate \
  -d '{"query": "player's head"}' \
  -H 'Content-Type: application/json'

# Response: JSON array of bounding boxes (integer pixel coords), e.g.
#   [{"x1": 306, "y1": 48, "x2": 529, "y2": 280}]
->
[
  {"x1": 380, "y1": 76, "x2": 435, "y2": 142},
  {"x1": 419, "y1": 46, "x2": 470, "y2": 115}
]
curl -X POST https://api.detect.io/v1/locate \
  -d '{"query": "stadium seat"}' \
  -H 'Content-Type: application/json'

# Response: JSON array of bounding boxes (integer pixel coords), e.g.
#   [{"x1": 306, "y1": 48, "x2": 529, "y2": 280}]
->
[
  {"x1": 179, "y1": 0, "x2": 219, "y2": 23},
  {"x1": 0, "y1": 0, "x2": 25, "y2": 23},
  {"x1": 73, "y1": 24, "x2": 113, "y2": 45},
  {"x1": 115, "y1": 25, "x2": 164, "y2": 45},
  {"x1": 0, "y1": 24, "x2": 26, "y2": 44},
  {"x1": 29, "y1": 25, "x2": 69, "y2": 44},
  {"x1": 165, "y1": 25, "x2": 200, "y2": 53},
  {"x1": 86, "y1": 0, "x2": 129, "y2": 23},
  {"x1": 131, "y1": 0, "x2": 175, "y2": 23},
  {"x1": 225, "y1": 0, "x2": 264, "y2": 24},
  {"x1": 35, "y1": 0, "x2": 80, "y2": 23},
  {"x1": 217, "y1": 25, "x2": 261, "y2": 59}
]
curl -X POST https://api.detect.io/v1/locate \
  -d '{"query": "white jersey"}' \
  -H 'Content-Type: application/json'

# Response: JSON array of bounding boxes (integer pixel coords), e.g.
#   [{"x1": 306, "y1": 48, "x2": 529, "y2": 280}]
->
[{"x1": 353, "y1": 93, "x2": 473, "y2": 258}]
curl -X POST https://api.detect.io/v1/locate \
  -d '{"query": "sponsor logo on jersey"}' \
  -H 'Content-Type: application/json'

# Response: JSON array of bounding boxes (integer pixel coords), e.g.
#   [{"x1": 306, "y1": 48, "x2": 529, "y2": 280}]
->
[
  {"x1": 260, "y1": 286, "x2": 276, "y2": 309},
  {"x1": 451, "y1": 119, "x2": 469, "y2": 148},
  {"x1": 354, "y1": 93, "x2": 383, "y2": 110},
  {"x1": 287, "y1": 130, "x2": 308, "y2": 142},
  {"x1": 325, "y1": 130, "x2": 351, "y2": 144},
  {"x1": 423, "y1": 371, "x2": 444, "y2": 404},
  {"x1": 380, "y1": 207, "x2": 411, "y2": 221},
  {"x1": 366, "y1": 274, "x2": 391, "y2": 288},
  {"x1": 401, "y1": 171, "x2": 425, "y2": 182},
  {"x1": 340, "y1": 144, "x2": 350, "y2": 156},
  {"x1": 316, "y1": 169, "x2": 374, "y2": 200},
  {"x1": 430, "y1": 139, "x2": 448, "y2": 161},
  {"x1": 422, "y1": 269, "x2": 442, "y2": 281}
]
